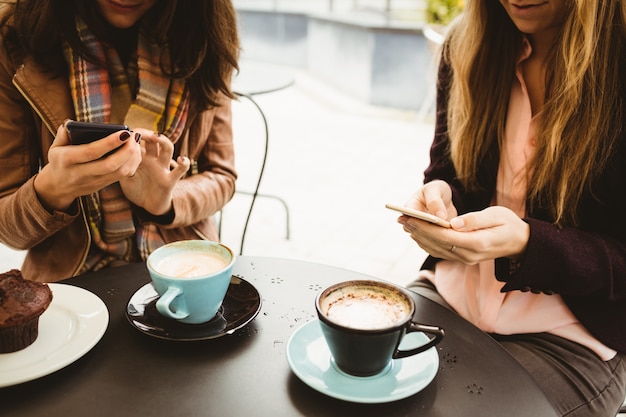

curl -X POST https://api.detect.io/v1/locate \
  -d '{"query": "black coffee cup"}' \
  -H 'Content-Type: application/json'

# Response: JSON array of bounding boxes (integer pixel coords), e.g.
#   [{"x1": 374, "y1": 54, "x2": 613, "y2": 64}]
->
[{"x1": 315, "y1": 280, "x2": 445, "y2": 377}]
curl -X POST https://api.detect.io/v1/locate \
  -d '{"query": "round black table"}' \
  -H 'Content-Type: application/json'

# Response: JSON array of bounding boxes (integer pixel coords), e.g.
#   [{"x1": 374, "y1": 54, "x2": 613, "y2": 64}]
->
[{"x1": 0, "y1": 256, "x2": 559, "y2": 417}]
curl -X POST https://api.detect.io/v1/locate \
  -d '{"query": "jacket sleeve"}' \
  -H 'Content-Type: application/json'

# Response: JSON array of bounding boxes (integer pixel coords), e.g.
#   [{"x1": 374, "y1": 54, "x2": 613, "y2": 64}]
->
[
  {"x1": 0, "y1": 44, "x2": 79, "y2": 250},
  {"x1": 165, "y1": 93, "x2": 237, "y2": 228},
  {"x1": 496, "y1": 209, "x2": 626, "y2": 302}
]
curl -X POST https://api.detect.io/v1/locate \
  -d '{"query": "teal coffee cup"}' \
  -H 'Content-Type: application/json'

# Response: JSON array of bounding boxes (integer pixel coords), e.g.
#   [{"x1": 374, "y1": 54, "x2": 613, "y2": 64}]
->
[{"x1": 147, "y1": 240, "x2": 236, "y2": 324}]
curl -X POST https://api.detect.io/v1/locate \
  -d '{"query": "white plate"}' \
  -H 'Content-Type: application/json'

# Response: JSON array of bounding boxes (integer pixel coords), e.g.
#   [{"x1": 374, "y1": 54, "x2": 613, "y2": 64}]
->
[
  {"x1": 0, "y1": 283, "x2": 109, "y2": 387},
  {"x1": 286, "y1": 320, "x2": 439, "y2": 403}
]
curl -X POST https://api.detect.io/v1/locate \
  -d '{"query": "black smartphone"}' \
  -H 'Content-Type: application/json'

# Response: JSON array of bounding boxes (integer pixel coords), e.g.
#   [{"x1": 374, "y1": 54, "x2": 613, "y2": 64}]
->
[{"x1": 66, "y1": 121, "x2": 130, "y2": 145}]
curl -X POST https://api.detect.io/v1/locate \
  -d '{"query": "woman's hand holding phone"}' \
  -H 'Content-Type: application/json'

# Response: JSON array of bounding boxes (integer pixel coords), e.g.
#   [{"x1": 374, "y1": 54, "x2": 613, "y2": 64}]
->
[
  {"x1": 392, "y1": 180, "x2": 530, "y2": 263},
  {"x1": 33, "y1": 121, "x2": 142, "y2": 212},
  {"x1": 391, "y1": 181, "x2": 460, "y2": 260}
]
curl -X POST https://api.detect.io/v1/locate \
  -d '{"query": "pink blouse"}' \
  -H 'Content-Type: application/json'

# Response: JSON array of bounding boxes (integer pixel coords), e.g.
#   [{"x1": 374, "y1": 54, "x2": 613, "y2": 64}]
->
[{"x1": 428, "y1": 39, "x2": 616, "y2": 361}]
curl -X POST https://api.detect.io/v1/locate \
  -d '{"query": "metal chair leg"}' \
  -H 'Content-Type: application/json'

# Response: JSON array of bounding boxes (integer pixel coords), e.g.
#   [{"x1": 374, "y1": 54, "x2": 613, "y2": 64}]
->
[{"x1": 233, "y1": 91, "x2": 291, "y2": 255}]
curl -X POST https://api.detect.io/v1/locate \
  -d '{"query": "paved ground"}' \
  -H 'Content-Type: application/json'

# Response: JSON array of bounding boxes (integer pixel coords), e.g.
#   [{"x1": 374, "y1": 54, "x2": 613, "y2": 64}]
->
[{"x1": 0, "y1": 64, "x2": 436, "y2": 288}]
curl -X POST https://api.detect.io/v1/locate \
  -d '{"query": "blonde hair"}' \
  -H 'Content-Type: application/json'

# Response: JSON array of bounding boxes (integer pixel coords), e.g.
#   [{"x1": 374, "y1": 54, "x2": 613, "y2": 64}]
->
[{"x1": 445, "y1": 0, "x2": 624, "y2": 226}]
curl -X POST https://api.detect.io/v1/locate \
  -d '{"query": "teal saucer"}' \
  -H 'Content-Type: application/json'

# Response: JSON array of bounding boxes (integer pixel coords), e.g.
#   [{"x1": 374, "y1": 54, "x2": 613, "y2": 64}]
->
[{"x1": 286, "y1": 319, "x2": 439, "y2": 403}]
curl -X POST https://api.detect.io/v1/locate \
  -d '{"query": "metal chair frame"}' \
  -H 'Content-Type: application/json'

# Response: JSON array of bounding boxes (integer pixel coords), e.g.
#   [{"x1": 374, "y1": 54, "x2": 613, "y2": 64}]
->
[{"x1": 217, "y1": 91, "x2": 291, "y2": 255}]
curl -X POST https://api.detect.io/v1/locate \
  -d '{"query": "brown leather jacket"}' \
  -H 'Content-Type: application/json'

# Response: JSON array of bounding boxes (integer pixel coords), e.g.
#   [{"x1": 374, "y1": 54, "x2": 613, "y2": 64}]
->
[{"x1": 0, "y1": 14, "x2": 237, "y2": 282}]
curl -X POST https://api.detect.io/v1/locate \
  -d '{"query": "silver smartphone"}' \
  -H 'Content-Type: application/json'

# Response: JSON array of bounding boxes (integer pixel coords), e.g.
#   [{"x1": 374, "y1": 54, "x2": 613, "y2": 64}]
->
[{"x1": 385, "y1": 203, "x2": 451, "y2": 228}]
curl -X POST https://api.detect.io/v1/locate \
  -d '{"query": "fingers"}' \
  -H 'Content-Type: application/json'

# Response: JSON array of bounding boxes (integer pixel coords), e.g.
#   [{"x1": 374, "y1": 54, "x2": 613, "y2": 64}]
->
[
  {"x1": 171, "y1": 156, "x2": 191, "y2": 179},
  {"x1": 404, "y1": 223, "x2": 460, "y2": 260},
  {"x1": 141, "y1": 131, "x2": 161, "y2": 158},
  {"x1": 139, "y1": 131, "x2": 177, "y2": 166},
  {"x1": 54, "y1": 123, "x2": 71, "y2": 146},
  {"x1": 405, "y1": 181, "x2": 454, "y2": 222},
  {"x1": 136, "y1": 131, "x2": 188, "y2": 177},
  {"x1": 450, "y1": 207, "x2": 507, "y2": 232},
  {"x1": 422, "y1": 180, "x2": 453, "y2": 220}
]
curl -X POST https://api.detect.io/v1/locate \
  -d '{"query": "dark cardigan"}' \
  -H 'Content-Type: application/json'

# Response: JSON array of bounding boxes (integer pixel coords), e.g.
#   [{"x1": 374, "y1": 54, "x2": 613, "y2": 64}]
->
[{"x1": 421, "y1": 57, "x2": 626, "y2": 354}]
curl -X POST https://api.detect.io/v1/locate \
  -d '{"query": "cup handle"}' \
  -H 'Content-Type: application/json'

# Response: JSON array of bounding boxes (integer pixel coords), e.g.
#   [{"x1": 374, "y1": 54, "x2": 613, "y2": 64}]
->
[
  {"x1": 155, "y1": 287, "x2": 189, "y2": 320},
  {"x1": 393, "y1": 323, "x2": 445, "y2": 359}
]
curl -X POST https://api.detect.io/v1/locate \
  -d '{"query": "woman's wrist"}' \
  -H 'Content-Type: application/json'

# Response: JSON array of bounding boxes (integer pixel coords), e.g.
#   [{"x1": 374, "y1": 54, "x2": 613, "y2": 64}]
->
[
  {"x1": 33, "y1": 172, "x2": 77, "y2": 213},
  {"x1": 135, "y1": 203, "x2": 175, "y2": 225},
  {"x1": 510, "y1": 220, "x2": 530, "y2": 261}
]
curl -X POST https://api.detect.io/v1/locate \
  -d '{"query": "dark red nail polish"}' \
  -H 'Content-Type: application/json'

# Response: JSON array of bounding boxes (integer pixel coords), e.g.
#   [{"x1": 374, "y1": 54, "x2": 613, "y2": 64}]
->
[
  {"x1": 119, "y1": 131, "x2": 131, "y2": 141},
  {"x1": 134, "y1": 132, "x2": 142, "y2": 143}
]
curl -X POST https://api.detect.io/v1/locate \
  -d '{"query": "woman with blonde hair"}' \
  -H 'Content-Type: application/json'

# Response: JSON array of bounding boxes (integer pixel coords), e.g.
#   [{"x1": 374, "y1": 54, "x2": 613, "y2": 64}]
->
[
  {"x1": 396, "y1": 0, "x2": 626, "y2": 415},
  {"x1": 0, "y1": 0, "x2": 239, "y2": 282}
]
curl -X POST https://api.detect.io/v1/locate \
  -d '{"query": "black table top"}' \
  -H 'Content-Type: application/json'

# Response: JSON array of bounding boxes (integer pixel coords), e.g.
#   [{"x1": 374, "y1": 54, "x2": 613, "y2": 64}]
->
[{"x1": 1, "y1": 256, "x2": 558, "y2": 417}]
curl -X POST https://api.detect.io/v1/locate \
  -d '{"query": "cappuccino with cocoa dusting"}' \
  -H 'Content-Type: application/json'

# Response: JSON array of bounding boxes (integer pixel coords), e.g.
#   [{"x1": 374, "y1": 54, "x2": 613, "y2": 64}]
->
[{"x1": 319, "y1": 282, "x2": 410, "y2": 330}]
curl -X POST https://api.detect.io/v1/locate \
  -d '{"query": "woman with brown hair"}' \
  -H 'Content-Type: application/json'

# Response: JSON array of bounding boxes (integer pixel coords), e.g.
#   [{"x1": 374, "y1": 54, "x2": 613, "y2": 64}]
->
[
  {"x1": 395, "y1": 0, "x2": 626, "y2": 415},
  {"x1": 0, "y1": 0, "x2": 239, "y2": 282}
]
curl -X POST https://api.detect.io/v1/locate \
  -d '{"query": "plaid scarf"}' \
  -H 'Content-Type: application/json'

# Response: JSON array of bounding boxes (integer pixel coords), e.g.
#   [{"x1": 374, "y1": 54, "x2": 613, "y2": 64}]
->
[{"x1": 64, "y1": 19, "x2": 189, "y2": 272}]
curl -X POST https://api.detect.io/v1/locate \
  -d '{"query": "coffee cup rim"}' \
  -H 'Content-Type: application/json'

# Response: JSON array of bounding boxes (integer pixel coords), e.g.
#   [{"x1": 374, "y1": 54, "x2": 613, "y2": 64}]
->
[
  {"x1": 147, "y1": 240, "x2": 235, "y2": 280},
  {"x1": 315, "y1": 279, "x2": 416, "y2": 333}
]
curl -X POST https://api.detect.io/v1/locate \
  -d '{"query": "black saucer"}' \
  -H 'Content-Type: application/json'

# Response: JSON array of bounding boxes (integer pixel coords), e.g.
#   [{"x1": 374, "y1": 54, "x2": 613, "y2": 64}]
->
[{"x1": 125, "y1": 276, "x2": 261, "y2": 341}]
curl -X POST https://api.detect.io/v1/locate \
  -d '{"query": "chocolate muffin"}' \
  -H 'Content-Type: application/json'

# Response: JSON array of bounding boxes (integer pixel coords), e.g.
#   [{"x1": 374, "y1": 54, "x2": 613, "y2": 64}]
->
[{"x1": 0, "y1": 269, "x2": 53, "y2": 353}]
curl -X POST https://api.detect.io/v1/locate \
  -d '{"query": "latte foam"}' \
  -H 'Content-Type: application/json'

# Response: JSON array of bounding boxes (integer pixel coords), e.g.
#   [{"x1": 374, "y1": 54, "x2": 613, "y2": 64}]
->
[
  {"x1": 325, "y1": 292, "x2": 409, "y2": 330},
  {"x1": 154, "y1": 252, "x2": 228, "y2": 278}
]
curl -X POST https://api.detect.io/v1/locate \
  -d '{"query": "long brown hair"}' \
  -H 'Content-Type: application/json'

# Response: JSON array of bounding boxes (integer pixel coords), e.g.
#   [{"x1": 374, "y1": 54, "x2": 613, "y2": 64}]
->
[
  {"x1": 445, "y1": 0, "x2": 625, "y2": 226},
  {"x1": 1, "y1": 0, "x2": 239, "y2": 109}
]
